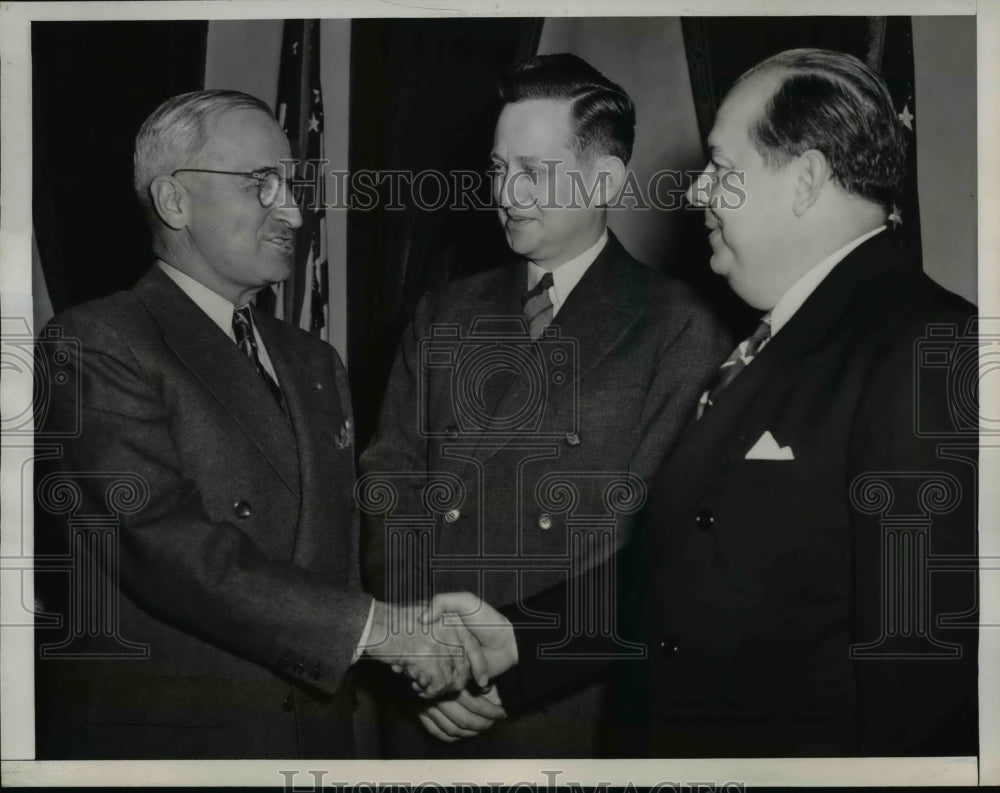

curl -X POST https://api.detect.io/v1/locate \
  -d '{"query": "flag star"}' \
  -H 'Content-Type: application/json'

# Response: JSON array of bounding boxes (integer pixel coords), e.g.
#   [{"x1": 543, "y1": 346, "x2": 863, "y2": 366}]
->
[
  {"x1": 888, "y1": 206, "x2": 903, "y2": 228},
  {"x1": 312, "y1": 88, "x2": 320, "y2": 102},
  {"x1": 308, "y1": 114, "x2": 320, "y2": 132},
  {"x1": 898, "y1": 103, "x2": 914, "y2": 130},
  {"x1": 292, "y1": 41, "x2": 299, "y2": 55}
]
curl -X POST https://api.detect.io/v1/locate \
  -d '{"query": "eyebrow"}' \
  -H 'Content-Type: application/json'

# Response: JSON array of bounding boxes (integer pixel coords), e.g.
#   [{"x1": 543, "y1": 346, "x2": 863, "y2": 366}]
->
[{"x1": 490, "y1": 154, "x2": 549, "y2": 168}]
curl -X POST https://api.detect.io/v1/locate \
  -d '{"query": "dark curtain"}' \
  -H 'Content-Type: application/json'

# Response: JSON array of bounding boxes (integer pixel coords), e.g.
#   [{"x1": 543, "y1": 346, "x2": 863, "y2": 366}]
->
[
  {"x1": 679, "y1": 16, "x2": 922, "y2": 336},
  {"x1": 347, "y1": 18, "x2": 543, "y2": 451},
  {"x1": 32, "y1": 21, "x2": 207, "y2": 313}
]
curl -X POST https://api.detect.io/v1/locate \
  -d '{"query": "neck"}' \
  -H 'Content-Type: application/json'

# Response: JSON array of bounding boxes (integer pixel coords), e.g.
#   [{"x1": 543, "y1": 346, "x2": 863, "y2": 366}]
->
[
  {"x1": 153, "y1": 234, "x2": 258, "y2": 306},
  {"x1": 530, "y1": 217, "x2": 606, "y2": 272}
]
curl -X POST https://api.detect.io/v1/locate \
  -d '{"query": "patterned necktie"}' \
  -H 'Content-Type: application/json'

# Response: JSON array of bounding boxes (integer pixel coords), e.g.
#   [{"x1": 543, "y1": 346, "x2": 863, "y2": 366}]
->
[
  {"x1": 522, "y1": 272, "x2": 554, "y2": 340},
  {"x1": 697, "y1": 313, "x2": 772, "y2": 419},
  {"x1": 232, "y1": 306, "x2": 283, "y2": 407}
]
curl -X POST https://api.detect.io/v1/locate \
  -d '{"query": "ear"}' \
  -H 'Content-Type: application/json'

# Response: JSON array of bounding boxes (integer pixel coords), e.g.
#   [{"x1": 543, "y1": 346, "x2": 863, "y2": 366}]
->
[
  {"x1": 791, "y1": 149, "x2": 831, "y2": 217},
  {"x1": 588, "y1": 154, "x2": 627, "y2": 207},
  {"x1": 149, "y1": 175, "x2": 190, "y2": 230}
]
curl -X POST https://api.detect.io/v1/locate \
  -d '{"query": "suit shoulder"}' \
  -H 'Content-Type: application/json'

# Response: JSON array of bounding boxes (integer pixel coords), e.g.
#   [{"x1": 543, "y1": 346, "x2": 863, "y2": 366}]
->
[
  {"x1": 430, "y1": 266, "x2": 507, "y2": 301},
  {"x1": 622, "y1": 257, "x2": 726, "y2": 326},
  {"x1": 46, "y1": 289, "x2": 152, "y2": 345}
]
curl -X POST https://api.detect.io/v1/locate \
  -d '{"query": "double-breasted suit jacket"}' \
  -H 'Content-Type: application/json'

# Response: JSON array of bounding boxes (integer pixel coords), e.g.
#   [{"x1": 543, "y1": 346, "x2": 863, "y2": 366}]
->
[
  {"x1": 359, "y1": 231, "x2": 730, "y2": 756},
  {"x1": 509, "y1": 232, "x2": 979, "y2": 757},
  {"x1": 34, "y1": 266, "x2": 370, "y2": 759}
]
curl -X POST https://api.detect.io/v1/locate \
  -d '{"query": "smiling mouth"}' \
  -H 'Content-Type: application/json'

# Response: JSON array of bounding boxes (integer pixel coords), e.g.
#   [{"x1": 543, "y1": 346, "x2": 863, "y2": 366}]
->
[
  {"x1": 267, "y1": 237, "x2": 294, "y2": 250},
  {"x1": 505, "y1": 215, "x2": 535, "y2": 227}
]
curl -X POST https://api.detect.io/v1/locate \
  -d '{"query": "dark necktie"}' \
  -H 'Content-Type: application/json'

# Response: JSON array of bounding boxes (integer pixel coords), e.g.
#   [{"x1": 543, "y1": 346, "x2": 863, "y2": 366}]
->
[
  {"x1": 522, "y1": 272, "x2": 554, "y2": 340},
  {"x1": 232, "y1": 306, "x2": 283, "y2": 407},
  {"x1": 698, "y1": 313, "x2": 772, "y2": 419}
]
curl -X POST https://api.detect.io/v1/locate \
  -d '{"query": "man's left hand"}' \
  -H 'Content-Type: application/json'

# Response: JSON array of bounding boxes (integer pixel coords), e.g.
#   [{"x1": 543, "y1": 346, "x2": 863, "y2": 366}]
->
[{"x1": 417, "y1": 687, "x2": 507, "y2": 742}]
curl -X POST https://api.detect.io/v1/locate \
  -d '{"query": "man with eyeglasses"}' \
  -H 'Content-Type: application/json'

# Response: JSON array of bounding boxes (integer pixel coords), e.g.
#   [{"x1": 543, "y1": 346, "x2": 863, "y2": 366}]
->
[{"x1": 33, "y1": 90, "x2": 487, "y2": 760}]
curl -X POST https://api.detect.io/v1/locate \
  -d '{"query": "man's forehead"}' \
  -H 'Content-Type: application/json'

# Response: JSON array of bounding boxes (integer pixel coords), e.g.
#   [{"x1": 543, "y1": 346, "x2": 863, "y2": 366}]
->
[
  {"x1": 493, "y1": 98, "x2": 579, "y2": 164},
  {"x1": 201, "y1": 107, "x2": 291, "y2": 166},
  {"x1": 709, "y1": 73, "x2": 777, "y2": 151}
]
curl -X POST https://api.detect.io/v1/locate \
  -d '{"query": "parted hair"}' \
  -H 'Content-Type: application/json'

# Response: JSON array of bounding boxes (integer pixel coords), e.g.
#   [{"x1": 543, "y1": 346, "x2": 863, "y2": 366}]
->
[
  {"x1": 737, "y1": 48, "x2": 906, "y2": 211},
  {"x1": 499, "y1": 53, "x2": 636, "y2": 164}
]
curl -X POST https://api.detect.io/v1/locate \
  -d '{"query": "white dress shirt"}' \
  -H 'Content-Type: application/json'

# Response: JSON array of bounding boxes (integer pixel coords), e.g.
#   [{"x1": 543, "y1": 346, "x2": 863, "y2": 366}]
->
[
  {"x1": 157, "y1": 261, "x2": 280, "y2": 384},
  {"x1": 526, "y1": 229, "x2": 608, "y2": 315}
]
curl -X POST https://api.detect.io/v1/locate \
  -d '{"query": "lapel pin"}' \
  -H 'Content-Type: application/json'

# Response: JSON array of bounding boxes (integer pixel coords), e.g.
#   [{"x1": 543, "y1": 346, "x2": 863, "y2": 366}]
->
[{"x1": 335, "y1": 418, "x2": 353, "y2": 450}]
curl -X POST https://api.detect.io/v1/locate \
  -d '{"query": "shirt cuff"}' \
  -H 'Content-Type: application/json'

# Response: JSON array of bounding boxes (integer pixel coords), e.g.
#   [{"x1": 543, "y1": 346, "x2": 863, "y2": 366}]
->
[{"x1": 352, "y1": 598, "x2": 377, "y2": 664}]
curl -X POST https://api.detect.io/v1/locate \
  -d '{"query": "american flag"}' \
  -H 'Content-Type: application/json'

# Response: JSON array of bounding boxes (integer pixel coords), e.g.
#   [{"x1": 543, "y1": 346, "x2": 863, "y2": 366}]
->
[{"x1": 260, "y1": 19, "x2": 328, "y2": 339}]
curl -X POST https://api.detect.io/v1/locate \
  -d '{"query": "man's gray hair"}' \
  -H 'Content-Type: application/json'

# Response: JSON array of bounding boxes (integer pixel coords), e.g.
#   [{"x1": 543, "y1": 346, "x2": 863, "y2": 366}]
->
[{"x1": 133, "y1": 89, "x2": 274, "y2": 212}]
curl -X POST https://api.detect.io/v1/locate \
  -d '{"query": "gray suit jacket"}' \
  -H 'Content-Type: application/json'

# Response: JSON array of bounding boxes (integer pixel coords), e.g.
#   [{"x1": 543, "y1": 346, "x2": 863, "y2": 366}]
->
[
  {"x1": 359, "y1": 232, "x2": 730, "y2": 757},
  {"x1": 35, "y1": 266, "x2": 370, "y2": 759}
]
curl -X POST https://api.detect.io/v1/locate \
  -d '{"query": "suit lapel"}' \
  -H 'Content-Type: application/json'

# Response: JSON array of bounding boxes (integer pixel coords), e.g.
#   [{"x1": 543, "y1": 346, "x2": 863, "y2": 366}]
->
[
  {"x1": 256, "y1": 313, "x2": 348, "y2": 571},
  {"x1": 133, "y1": 268, "x2": 300, "y2": 496},
  {"x1": 445, "y1": 261, "x2": 527, "y2": 433},
  {"x1": 550, "y1": 232, "x2": 646, "y2": 386},
  {"x1": 656, "y1": 231, "x2": 905, "y2": 513},
  {"x1": 465, "y1": 233, "x2": 645, "y2": 469}
]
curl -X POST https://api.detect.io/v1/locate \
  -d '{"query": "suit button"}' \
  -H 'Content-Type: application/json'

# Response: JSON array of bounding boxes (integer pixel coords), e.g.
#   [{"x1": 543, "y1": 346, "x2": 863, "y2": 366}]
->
[
  {"x1": 278, "y1": 653, "x2": 290, "y2": 670},
  {"x1": 444, "y1": 508, "x2": 461, "y2": 524},
  {"x1": 658, "y1": 637, "x2": 680, "y2": 656},
  {"x1": 233, "y1": 500, "x2": 252, "y2": 519},
  {"x1": 695, "y1": 508, "x2": 714, "y2": 530},
  {"x1": 564, "y1": 432, "x2": 581, "y2": 447},
  {"x1": 283, "y1": 695, "x2": 294, "y2": 712},
  {"x1": 538, "y1": 513, "x2": 553, "y2": 530}
]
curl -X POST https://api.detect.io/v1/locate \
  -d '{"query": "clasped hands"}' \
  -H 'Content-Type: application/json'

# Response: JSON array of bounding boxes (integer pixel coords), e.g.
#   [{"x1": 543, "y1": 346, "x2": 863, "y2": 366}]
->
[{"x1": 363, "y1": 592, "x2": 517, "y2": 741}]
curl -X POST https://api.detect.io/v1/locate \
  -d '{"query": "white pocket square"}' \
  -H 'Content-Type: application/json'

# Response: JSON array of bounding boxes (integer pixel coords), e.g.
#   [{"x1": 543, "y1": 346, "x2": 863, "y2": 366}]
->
[{"x1": 744, "y1": 430, "x2": 794, "y2": 460}]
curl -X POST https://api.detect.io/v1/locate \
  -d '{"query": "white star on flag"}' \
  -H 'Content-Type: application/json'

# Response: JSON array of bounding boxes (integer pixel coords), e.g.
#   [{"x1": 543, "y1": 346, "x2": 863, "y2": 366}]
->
[
  {"x1": 308, "y1": 114, "x2": 320, "y2": 132},
  {"x1": 888, "y1": 206, "x2": 903, "y2": 228},
  {"x1": 898, "y1": 103, "x2": 914, "y2": 130}
]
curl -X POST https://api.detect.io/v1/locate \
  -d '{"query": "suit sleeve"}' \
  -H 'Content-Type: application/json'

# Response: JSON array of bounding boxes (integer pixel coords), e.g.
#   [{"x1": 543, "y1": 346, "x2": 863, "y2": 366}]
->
[
  {"x1": 39, "y1": 314, "x2": 372, "y2": 696},
  {"x1": 357, "y1": 293, "x2": 433, "y2": 601},
  {"x1": 848, "y1": 306, "x2": 978, "y2": 755},
  {"x1": 496, "y1": 505, "x2": 651, "y2": 713}
]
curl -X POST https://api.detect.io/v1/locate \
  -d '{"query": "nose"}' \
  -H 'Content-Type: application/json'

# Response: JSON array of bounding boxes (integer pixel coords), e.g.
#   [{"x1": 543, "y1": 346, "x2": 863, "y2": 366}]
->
[
  {"x1": 495, "y1": 169, "x2": 516, "y2": 210},
  {"x1": 272, "y1": 180, "x2": 303, "y2": 229},
  {"x1": 686, "y1": 164, "x2": 715, "y2": 208},
  {"x1": 495, "y1": 169, "x2": 536, "y2": 212}
]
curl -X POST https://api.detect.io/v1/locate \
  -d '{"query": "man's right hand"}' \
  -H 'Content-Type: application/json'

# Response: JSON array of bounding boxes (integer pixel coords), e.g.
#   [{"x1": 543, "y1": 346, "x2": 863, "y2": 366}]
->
[
  {"x1": 420, "y1": 592, "x2": 518, "y2": 680},
  {"x1": 362, "y1": 600, "x2": 489, "y2": 698}
]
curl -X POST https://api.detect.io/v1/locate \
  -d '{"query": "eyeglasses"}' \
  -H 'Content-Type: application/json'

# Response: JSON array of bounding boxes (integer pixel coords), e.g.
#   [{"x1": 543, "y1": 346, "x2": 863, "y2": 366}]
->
[{"x1": 170, "y1": 168, "x2": 291, "y2": 208}]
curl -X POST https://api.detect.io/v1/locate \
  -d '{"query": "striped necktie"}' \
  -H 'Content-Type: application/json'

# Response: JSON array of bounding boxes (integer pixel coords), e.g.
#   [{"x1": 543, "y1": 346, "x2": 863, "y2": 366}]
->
[
  {"x1": 697, "y1": 313, "x2": 772, "y2": 419},
  {"x1": 522, "y1": 272, "x2": 554, "y2": 340},
  {"x1": 232, "y1": 306, "x2": 284, "y2": 407}
]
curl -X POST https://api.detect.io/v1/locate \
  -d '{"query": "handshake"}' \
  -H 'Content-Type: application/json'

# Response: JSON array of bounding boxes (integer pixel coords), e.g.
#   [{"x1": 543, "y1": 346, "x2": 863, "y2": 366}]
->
[{"x1": 362, "y1": 592, "x2": 519, "y2": 741}]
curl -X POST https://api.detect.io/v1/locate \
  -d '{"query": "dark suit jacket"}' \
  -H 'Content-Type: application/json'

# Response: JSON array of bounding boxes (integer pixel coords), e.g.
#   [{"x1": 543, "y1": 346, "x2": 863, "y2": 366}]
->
[
  {"x1": 508, "y1": 231, "x2": 979, "y2": 757},
  {"x1": 34, "y1": 267, "x2": 370, "y2": 759},
  {"x1": 359, "y1": 231, "x2": 730, "y2": 756}
]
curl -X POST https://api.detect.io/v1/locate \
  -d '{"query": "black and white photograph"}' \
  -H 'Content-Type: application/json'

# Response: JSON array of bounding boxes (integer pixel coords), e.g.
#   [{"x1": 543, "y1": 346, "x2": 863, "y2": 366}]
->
[{"x1": 0, "y1": 0, "x2": 996, "y2": 788}]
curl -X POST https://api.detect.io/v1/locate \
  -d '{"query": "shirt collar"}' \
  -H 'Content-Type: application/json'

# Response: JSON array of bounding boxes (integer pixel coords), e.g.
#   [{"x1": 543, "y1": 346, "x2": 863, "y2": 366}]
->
[
  {"x1": 770, "y1": 225, "x2": 886, "y2": 335},
  {"x1": 157, "y1": 260, "x2": 239, "y2": 342},
  {"x1": 527, "y1": 229, "x2": 608, "y2": 315}
]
